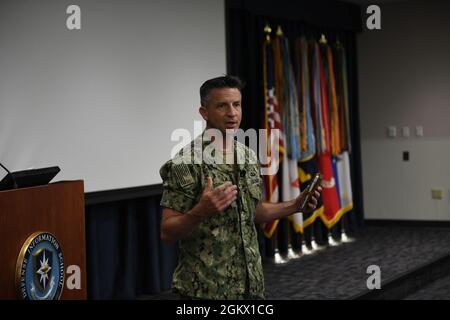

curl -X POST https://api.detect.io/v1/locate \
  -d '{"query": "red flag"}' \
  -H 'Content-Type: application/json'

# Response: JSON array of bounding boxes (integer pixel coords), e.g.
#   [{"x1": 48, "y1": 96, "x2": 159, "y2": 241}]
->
[
  {"x1": 313, "y1": 41, "x2": 341, "y2": 228},
  {"x1": 318, "y1": 153, "x2": 340, "y2": 228}
]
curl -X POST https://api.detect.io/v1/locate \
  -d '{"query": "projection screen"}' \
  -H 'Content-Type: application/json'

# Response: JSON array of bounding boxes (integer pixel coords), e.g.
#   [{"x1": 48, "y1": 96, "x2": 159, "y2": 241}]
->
[{"x1": 0, "y1": 0, "x2": 226, "y2": 192}]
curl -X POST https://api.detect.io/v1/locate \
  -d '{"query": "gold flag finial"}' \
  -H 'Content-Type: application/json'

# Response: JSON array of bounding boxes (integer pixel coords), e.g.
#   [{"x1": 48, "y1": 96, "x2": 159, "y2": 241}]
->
[
  {"x1": 264, "y1": 23, "x2": 272, "y2": 42},
  {"x1": 276, "y1": 25, "x2": 283, "y2": 36},
  {"x1": 319, "y1": 33, "x2": 328, "y2": 44}
]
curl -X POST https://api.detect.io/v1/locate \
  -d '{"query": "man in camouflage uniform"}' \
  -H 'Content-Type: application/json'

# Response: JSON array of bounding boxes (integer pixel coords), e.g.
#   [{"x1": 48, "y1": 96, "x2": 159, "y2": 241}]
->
[{"x1": 160, "y1": 76, "x2": 321, "y2": 299}]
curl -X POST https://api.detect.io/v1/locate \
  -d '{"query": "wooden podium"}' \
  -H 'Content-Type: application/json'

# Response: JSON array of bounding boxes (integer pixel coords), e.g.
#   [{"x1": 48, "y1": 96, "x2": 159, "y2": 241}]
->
[{"x1": 0, "y1": 180, "x2": 87, "y2": 299}]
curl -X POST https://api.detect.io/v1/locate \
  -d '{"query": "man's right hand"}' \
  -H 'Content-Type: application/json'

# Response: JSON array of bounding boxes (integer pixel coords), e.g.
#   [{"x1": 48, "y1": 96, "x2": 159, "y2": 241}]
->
[{"x1": 191, "y1": 177, "x2": 238, "y2": 219}]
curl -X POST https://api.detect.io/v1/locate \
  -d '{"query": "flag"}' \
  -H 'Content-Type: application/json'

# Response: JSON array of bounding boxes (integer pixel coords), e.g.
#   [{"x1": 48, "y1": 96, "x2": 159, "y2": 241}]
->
[
  {"x1": 276, "y1": 29, "x2": 304, "y2": 233},
  {"x1": 334, "y1": 42, "x2": 354, "y2": 217},
  {"x1": 312, "y1": 40, "x2": 341, "y2": 229},
  {"x1": 334, "y1": 42, "x2": 352, "y2": 153},
  {"x1": 280, "y1": 34, "x2": 301, "y2": 161},
  {"x1": 336, "y1": 151, "x2": 353, "y2": 213},
  {"x1": 326, "y1": 46, "x2": 342, "y2": 157},
  {"x1": 318, "y1": 154, "x2": 341, "y2": 228},
  {"x1": 311, "y1": 43, "x2": 327, "y2": 154},
  {"x1": 298, "y1": 156, "x2": 323, "y2": 228},
  {"x1": 329, "y1": 42, "x2": 354, "y2": 223},
  {"x1": 261, "y1": 28, "x2": 285, "y2": 238},
  {"x1": 293, "y1": 37, "x2": 323, "y2": 232},
  {"x1": 282, "y1": 158, "x2": 303, "y2": 233},
  {"x1": 295, "y1": 37, "x2": 315, "y2": 160}
]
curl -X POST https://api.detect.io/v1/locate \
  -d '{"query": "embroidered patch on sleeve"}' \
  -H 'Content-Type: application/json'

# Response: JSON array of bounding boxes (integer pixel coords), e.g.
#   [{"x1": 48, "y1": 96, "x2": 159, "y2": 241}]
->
[{"x1": 172, "y1": 163, "x2": 195, "y2": 187}]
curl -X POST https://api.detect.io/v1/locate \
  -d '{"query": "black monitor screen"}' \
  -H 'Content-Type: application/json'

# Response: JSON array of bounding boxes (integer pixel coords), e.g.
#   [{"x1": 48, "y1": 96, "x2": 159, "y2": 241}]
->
[{"x1": 0, "y1": 166, "x2": 60, "y2": 191}]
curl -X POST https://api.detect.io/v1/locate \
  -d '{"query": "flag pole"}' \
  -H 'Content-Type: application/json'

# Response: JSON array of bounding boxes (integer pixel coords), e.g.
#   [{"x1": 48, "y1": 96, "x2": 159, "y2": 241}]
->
[
  {"x1": 273, "y1": 229, "x2": 288, "y2": 264},
  {"x1": 327, "y1": 225, "x2": 341, "y2": 247},
  {"x1": 300, "y1": 225, "x2": 314, "y2": 255},
  {"x1": 287, "y1": 220, "x2": 301, "y2": 259},
  {"x1": 311, "y1": 220, "x2": 326, "y2": 251},
  {"x1": 340, "y1": 214, "x2": 355, "y2": 243}
]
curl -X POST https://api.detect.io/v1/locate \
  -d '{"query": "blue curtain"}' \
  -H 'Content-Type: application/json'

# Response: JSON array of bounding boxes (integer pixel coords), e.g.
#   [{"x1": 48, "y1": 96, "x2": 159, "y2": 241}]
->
[{"x1": 85, "y1": 195, "x2": 178, "y2": 299}]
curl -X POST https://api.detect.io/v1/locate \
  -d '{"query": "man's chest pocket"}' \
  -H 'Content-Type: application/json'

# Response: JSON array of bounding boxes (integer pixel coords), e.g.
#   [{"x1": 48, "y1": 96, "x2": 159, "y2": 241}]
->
[
  {"x1": 248, "y1": 183, "x2": 262, "y2": 201},
  {"x1": 245, "y1": 172, "x2": 262, "y2": 212}
]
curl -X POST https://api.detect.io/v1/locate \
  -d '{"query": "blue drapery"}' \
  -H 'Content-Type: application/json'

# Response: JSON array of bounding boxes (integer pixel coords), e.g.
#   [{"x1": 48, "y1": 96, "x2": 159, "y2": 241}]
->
[{"x1": 85, "y1": 195, "x2": 178, "y2": 299}]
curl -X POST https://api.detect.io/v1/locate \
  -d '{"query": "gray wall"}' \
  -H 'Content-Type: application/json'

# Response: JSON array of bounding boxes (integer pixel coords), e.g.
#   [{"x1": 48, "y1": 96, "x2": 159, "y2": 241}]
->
[
  {"x1": 0, "y1": 0, "x2": 226, "y2": 192},
  {"x1": 358, "y1": 0, "x2": 450, "y2": 220}
]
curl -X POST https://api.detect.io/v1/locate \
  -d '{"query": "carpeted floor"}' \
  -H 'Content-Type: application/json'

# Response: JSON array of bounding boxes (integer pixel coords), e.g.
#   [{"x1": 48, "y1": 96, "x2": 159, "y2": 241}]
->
[
  {"x1": 403, "y1": 273, "x2": 450, "y2": 300},
  {"x1": 141, "y1": 226, "x2": 450, "y2": 300},
  {"x1": 264, "y1": 226, "x2": 450, "y2": 299}
]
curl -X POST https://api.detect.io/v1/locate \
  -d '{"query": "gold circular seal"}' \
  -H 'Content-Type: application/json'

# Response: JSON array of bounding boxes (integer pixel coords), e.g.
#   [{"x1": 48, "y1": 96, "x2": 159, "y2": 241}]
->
[{"x1": 15, "y1": 231, "x2": 65, "y2": 300}]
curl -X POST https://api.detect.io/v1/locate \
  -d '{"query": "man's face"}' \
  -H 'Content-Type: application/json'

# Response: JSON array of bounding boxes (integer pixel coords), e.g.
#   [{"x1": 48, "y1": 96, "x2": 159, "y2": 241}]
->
[{"x1": 199, "y1": 87, "x2": 242, "y2": 135}]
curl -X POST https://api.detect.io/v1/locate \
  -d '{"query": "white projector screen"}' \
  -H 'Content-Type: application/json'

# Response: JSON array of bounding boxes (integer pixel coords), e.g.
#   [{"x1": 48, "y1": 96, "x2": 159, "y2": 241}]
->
[{"x1": 0, "y1": 0, "x2": 226, "y2": 192}]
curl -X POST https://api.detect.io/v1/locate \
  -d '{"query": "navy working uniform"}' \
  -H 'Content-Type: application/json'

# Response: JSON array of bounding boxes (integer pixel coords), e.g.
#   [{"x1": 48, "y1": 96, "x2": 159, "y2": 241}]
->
[{"x1": 160, "y1": 134, "x2": 265, "y2": 299}]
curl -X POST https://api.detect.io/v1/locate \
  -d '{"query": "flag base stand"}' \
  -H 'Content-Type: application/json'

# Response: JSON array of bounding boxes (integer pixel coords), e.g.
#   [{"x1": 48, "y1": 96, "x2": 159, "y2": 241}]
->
[
  {"x1": 287, "y1": 244, "x2": 302, "y2": 259},
  {"x1": 311, "y1": 238, "x2": 326, "y2": 251},
  {"x1": 341, "y1": 231, "x2": 355, "y2": 243},
  {"x1": 301, "y1": 241, "x2": 315, "y2": 255},
  {"x1": 328, "y1": 233, "x2": 341, "y2": 246},
  {"x1": 273, "y1": 248, "x2": 289, "y2": 264}
]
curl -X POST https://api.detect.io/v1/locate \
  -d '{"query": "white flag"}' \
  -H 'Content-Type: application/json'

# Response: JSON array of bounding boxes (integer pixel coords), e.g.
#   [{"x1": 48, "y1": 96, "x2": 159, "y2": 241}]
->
[
  {"x1": 281, "y1": 157, "x2": 303, "y2": 232},
  {"x1": 336, "y1": 151, "x2": 353, "y2": 210}
]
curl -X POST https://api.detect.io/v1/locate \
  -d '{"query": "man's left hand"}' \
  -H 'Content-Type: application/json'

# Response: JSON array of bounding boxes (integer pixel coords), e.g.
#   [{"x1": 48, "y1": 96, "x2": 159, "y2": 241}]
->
[{"x1": 294, "y1": 186, "x2": 323, "y2": 213}]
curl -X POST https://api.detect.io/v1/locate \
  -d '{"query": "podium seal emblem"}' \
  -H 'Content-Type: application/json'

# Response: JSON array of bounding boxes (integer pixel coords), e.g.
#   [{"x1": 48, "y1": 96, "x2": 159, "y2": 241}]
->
[{"x1": 16, "y1": 232, "x2": 65, "y2": 300}]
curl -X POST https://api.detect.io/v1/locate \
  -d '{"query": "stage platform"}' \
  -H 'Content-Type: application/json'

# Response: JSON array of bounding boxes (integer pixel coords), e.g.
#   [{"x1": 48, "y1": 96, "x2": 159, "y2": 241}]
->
[{"x1": 142, "y1": 226, "x2": 450, "y2": 300}]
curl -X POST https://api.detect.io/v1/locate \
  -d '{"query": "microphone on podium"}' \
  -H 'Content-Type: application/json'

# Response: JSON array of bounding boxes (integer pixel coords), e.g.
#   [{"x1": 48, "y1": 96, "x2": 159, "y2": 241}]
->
[{"x1": 0, "y1": 161, "x2": 19, "y2": 189}]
